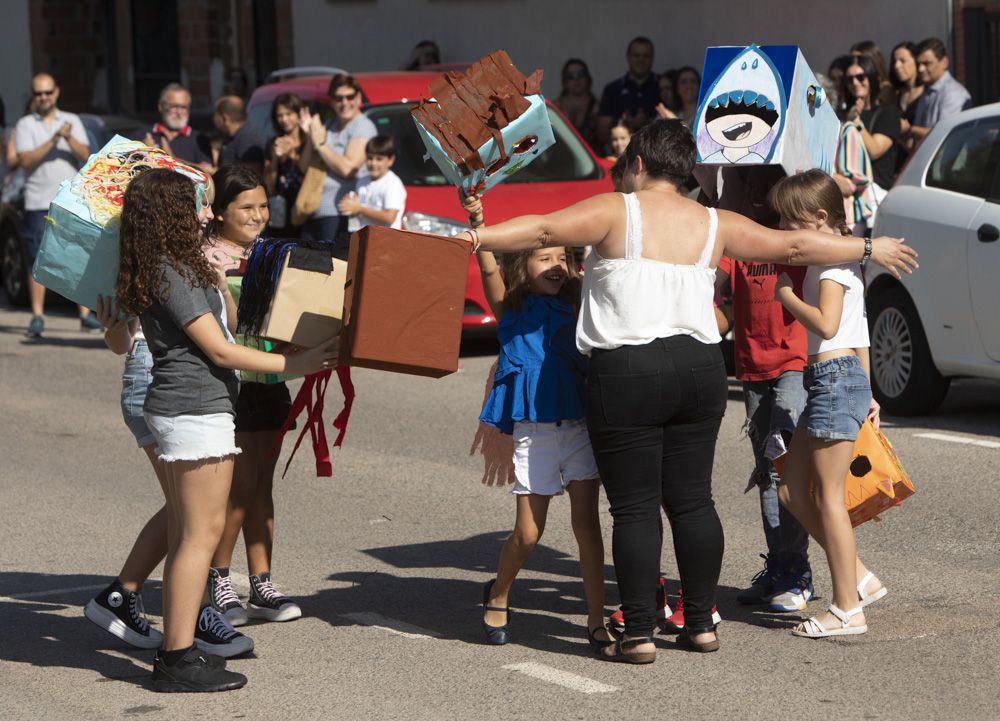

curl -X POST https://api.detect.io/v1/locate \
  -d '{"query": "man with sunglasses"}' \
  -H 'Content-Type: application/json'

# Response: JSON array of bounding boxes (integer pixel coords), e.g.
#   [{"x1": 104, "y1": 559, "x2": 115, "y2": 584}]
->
[{"x1": 15, "y1": 73, "x2": 94, "y2": 338}]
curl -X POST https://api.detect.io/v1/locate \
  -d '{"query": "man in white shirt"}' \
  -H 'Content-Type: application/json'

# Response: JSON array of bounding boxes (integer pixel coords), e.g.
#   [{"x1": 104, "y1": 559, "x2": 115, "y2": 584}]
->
[
  {"x1": 338, "y1": 135, "x2": 407, "y2": 232},
  {"x1": 15, "y1": 73, "x2": 93, "y2": 337}
]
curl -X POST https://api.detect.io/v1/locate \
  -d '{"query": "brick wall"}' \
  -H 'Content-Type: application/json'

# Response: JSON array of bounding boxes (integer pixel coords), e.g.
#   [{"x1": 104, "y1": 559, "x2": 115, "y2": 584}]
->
[{"x1": 27, "y1": 0, "x2": 295, "y2": 116}]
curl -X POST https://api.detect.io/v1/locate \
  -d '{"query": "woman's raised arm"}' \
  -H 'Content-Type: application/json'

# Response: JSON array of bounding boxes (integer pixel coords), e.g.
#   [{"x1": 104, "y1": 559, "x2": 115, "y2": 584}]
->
[
  {"x1": 475, "y1": 193, "x2": 621, "y2": 253},
  {"x1": 717, "y1": 210, "x2": 918, "y2": 279}
]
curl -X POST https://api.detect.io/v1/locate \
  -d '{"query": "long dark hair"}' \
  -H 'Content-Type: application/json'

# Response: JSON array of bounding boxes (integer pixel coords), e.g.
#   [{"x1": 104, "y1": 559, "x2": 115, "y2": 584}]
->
[
  {"x1": 207, "y1": 164, "x2": 265, "y2": 238},
  {"x1": 117, "y1": 169, "x2": 214, "y2": 314},
  {"x1": 890, "y1": 42, "x2": 921, "y2": 89},
  {"x1": 271, "y1": 92, "x2": 304, "y2": 135},
  {"x1": 843, "y1": 55, "x2": 882, "y2": 107},
  {"x1": 560, "y1": 58, "x2": 593, "y2": 95}
]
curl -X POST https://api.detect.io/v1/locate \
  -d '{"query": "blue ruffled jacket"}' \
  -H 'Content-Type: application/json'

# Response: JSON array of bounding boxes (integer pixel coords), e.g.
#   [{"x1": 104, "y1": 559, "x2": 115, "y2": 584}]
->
[{"x1": 479, "y1": 293, "x2": 587, "y2": 434}]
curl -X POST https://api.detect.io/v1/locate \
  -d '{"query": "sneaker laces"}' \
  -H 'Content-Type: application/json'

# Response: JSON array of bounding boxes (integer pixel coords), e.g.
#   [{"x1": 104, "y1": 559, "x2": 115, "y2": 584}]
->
[
  {"x1": 212, "y1": 572, "x2": 240, "y2": 608},
  {"x1": 199, "y1": 607, "x2": 238, "y2": 640},
  {"x1": 254, "y1": 578, "x2": 287, "y2": 605},
  {"x1": 748, "y1": 553, "x2": 778, "y2": 586},
  {"x1": 128, "y1": 593, "x2": 151, "y2": 633}
]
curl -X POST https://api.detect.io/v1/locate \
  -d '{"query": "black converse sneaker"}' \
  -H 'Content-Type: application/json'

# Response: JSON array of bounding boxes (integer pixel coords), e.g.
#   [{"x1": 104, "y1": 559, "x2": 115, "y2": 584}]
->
[
  {"x1": 194, "y1": 605, "x2": 254, "y2": 658},
  {"x1": 247, "y1": 572, "x2": 302, "y2": 622},
  {"x1": 208, "y1": 567, "x2": 248, "y2": 626},
  {"x1": 84, "y1": 579, "x2": 163, "y2": 649},
  {"x1": 152, "y1": 645, "x2": 247, "y2": 693}
]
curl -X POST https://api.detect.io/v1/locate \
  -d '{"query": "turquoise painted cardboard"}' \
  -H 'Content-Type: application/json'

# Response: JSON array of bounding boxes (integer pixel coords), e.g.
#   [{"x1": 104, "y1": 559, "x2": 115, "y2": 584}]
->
[
  {"x1": 32, "y1": 135, "x2": 210, "y2": 309},
  {"x1": 413, "y1": 94, "x2": 555, "y2": 193},
  {"x1": 693, "y1": 45, "x2": 840, "y2": 175}
]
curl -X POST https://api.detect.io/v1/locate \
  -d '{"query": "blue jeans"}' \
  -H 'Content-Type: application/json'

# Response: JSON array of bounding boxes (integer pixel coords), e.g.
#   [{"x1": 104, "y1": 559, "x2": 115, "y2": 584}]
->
[
  {"x1": 22, "y1": 209, "x2": 48, "y2": 261},
  {"x1": 742, "y1": 371, "x2": 810, "y2": 572}
]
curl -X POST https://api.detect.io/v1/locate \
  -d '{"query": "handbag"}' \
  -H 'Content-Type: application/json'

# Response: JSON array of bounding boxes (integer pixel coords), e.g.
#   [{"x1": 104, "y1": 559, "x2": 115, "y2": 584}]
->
[{"x1": 291, "y1": 153, "x2": 326, "y2": 227}]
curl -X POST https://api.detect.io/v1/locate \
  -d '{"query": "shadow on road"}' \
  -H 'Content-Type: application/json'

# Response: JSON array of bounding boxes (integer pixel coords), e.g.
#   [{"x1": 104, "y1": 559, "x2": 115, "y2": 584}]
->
[
  {"x1": 882, "y1": 379, "x2": 1000, "y2": 439},
  {"x1": 0, "y1": 572, "x2": 161, "y2": 688}
]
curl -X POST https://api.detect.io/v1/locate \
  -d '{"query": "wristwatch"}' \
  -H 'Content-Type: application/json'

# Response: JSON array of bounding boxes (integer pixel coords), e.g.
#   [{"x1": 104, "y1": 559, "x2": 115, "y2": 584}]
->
[{"x1": 861, "y1": 238, "x2": 872, "y2": 266}]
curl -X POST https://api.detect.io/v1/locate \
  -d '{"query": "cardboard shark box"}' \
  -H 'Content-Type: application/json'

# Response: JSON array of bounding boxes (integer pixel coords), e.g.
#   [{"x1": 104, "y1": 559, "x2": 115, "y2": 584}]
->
[{"x1": 339, "y1": 226, "x2": 471, "y2": 377}]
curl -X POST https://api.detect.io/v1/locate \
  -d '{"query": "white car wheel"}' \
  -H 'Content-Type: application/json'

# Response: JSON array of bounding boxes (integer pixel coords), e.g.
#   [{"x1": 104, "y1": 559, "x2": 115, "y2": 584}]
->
[{"x1": 871, "y1": 307, "x2": 912, "y2": 398}]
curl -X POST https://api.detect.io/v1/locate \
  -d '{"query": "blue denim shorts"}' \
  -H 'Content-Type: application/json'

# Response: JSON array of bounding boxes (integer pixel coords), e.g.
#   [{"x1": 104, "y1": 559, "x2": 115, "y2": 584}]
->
[
  {"x1": 798, "y1": 355, "x2": 872, "y2": 441},
  {"x1": 121, "y1": 340, "x2": 156, "y2": 448}
]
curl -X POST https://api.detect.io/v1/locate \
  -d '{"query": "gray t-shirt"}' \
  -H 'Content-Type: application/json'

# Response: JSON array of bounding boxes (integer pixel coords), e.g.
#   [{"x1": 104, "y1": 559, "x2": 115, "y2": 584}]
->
[
  {"x1": 141, "y1": 263, "x2": 239, "y2": 417},
  {"x1": 315, "y1": 113, "x2": 377, "y2": 218}
]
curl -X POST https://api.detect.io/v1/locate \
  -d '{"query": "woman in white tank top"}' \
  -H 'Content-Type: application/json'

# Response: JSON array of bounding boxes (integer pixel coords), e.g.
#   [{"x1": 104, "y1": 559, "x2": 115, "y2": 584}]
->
[{"x1": 468, "y1": 119, "x2": 917, "y2": 663}]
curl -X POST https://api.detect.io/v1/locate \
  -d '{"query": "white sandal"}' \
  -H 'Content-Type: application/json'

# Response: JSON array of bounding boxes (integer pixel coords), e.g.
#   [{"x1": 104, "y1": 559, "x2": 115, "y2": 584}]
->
[
  {"x1": 857, "y1": 572, "x2": 888, "y2": 608},
  {"x1": 791, "y1": 604, "x2": 867, "y2": 638}
]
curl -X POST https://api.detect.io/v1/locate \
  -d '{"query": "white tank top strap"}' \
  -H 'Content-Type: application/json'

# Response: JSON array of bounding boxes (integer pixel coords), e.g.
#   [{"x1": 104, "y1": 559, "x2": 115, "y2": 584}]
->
[
  {"x1": 622, "y1": 192, "x2": 643, "y2": 260},
  {"x1": 697, "y1": 206, "x2": 719, "y2": 269}
]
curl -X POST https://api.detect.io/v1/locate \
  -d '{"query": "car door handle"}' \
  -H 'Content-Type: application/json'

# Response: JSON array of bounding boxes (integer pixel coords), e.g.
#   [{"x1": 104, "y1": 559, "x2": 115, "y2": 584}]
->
[{"x1": 978, "y1": 224, "x2": 1000, "y2": 242}]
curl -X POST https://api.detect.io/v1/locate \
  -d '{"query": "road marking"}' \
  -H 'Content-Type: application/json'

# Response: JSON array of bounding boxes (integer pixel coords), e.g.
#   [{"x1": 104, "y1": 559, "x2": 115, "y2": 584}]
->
[
  {"x1": 341, "y1": 612, "x2": 441, "y2": 639},
  {"x1": 503, "y1": 662, "x2": 618, "y2": 694},
  {"x1": 913, "y1": 432, "x2": 1000, "y2": 449}
]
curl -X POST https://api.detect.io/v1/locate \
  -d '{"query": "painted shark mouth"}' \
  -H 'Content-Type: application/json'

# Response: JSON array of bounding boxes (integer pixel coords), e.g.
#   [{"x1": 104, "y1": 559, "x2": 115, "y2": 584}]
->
[{"x1": 722, "y1": 121, "x2": 753, "y2": 140}]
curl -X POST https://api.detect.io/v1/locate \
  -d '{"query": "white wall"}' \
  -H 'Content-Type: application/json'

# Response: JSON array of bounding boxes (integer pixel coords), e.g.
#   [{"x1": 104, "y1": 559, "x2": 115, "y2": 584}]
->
[
  {"x1": 0, "y1": 0, "x2": 32, "y2": 126},
  {"x1": 291, "y1": 0, "x2": 950, "y2": 98}
]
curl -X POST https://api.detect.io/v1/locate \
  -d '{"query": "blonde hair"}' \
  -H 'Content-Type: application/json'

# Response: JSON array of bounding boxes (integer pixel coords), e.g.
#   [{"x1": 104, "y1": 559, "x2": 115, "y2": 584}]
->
[{"x1": 768, "y1": 169, "x2": 852, "y2": 236}]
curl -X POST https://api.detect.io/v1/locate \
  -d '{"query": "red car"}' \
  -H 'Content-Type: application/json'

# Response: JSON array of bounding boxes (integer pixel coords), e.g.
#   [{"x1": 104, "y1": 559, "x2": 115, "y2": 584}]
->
[{"x1": 246, "y1": 68, "x2": 613, "y2": 335}]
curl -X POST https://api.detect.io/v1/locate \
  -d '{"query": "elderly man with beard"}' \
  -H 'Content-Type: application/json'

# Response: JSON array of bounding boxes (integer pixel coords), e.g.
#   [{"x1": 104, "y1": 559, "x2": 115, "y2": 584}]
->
[{"x1": 141, "y1": 83, "x2": 213, "y2": 168}]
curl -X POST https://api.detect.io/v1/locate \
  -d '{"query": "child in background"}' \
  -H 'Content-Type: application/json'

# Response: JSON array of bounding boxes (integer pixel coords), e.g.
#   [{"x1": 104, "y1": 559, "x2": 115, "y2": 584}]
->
[
  {"x1": 463, "y1": 192, "x2": 611, "y2": 652},
  {"x1": 606, "y1": 119, "x2": 632, "y2": 160},
  {"x1": 770, "y1": 169, "x2": 886, "y2": 638},
  {"x1": 116, "y1": 169, "x2": 336, "y2": 692},
  {"x1": 338, "y1": 135, "x2": 406, "y2": 231}
]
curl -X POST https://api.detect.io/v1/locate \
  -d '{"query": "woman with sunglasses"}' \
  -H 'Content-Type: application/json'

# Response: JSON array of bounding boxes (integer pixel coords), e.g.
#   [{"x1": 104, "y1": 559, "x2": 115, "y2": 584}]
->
[
  {"x1": 299, "y1": 74, "x2": 377, "y2": 259},
  {"x1": 555, "y1": 59, "x2": 599, "y2": 151},
  {"x1": 842, "y1": 55, "x2": 901, "y2": 201}
]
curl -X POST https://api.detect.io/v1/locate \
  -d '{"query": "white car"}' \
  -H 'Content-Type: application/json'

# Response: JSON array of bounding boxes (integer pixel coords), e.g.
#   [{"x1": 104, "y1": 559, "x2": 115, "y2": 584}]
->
[{"x1": 868, "y1": 102, "x2": 1000, "y2": 415}]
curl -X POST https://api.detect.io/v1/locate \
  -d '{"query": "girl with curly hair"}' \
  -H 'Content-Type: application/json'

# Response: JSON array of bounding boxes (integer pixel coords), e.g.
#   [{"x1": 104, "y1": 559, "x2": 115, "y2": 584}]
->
[{"x1": 117, "y1": 168, "x2": 337, "y2": 693}]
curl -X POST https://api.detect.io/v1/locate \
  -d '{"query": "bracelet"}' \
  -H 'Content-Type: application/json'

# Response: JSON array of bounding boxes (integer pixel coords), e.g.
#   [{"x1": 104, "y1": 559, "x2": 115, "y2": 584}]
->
[
  {"x1": 465, "y1": 229, "x2": 481, "y2": 253},
  {"x1": 861, "y1": 238, "x2": 872, "y2": 266}
]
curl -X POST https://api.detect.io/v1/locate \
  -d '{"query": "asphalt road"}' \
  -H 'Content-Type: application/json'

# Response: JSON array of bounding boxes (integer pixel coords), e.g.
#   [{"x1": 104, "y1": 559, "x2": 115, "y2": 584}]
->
[{"x1": 1, "y1": 303, "x2": 998, "y2": 721}]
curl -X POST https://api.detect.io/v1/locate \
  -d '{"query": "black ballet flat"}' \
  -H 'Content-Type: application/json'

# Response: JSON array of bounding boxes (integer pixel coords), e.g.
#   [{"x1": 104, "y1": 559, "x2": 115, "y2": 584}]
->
[{"x1": 482, "y1": 579, "x2": 511, "y2": 645}]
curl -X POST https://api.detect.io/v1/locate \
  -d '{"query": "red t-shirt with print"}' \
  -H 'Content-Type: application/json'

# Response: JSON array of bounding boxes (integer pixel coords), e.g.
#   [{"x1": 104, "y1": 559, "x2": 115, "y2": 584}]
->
[{"x1": 718, "y1": 256, "x2": 807, "y2": 381}]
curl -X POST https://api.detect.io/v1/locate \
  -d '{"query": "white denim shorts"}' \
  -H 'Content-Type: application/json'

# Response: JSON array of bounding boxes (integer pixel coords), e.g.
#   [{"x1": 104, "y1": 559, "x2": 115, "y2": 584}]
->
[
  {"x1": 512, "y1": 419, "x2": 599, "y2": 496},
  {"x1": 143, "y1": 412, "x2": 242, "y2": 463}
]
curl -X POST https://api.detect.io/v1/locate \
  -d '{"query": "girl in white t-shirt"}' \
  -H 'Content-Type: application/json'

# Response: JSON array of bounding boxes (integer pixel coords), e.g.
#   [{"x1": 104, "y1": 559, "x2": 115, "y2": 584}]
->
[{"x1": 770, "y1": 169, "x2": 887, "y2": 639}]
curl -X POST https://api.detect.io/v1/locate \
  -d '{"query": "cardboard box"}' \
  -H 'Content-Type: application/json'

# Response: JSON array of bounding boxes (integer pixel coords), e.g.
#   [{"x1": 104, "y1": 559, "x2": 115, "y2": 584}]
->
[
  {"x1": 339, "y1": 226, "x2": 471, "y2": 377},
  {"x1": 410, "y1": 50, "x2": 554, "y2": 194},
  {"x1": 774, "y1": 419, "x2": 915, "y2": 527},
  {"x1": 31, "y1": 135, "x2": 210, "y2": 309},
  {"x1": 261, "y1": 246, "x2": 348, "y2": 348},
  {"x1": 693, "y1": 45, "x2": 841, "y2": 175}
]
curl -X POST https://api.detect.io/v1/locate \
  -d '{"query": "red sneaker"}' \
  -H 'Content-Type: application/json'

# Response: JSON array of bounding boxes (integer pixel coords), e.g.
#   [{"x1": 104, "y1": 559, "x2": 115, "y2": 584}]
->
[
  {"x1": 661, "y1": 589, "x2": 722, "y2": 634},
  {"x1": 609, "y1": 577, "x2": 672, "y2": 634}
]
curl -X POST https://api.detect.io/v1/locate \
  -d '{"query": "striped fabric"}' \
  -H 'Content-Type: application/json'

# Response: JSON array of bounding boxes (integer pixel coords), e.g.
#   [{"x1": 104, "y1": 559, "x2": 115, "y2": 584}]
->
[{"x1": 836, "y1": 123, "x2": 877, "y2": 227}]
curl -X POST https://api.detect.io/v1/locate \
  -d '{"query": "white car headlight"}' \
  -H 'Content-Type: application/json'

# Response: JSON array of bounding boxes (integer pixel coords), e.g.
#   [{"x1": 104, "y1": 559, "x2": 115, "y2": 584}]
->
[{"x1": 401, "y1": 211, "x2": 467, "y2": 237}]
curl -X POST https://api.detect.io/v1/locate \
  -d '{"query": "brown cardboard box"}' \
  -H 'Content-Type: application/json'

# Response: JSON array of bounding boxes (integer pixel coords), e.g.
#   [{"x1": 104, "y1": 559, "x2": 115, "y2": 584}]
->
[
  {"x1": 339, "y1": 226, "x2": 472, "y2": 377},
  {"x1": 262, "y1": 246, "x2": 348, "y2": 347}
]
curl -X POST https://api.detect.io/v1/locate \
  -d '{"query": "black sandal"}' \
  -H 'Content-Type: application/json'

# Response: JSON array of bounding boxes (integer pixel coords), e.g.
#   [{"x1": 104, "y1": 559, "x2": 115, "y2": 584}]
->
[
  {"x1": 587, "y1": 625, "x2": 614, "y2": 653},
  {"x1": 676, "y1": 626, "x2": 720, "y2": 653},
  {"x1": 481, "y1": 580, "x2": 511, "y2": 645},
  {"x1": 598, "y1": 635, "x2": 656, "y2": 664}
]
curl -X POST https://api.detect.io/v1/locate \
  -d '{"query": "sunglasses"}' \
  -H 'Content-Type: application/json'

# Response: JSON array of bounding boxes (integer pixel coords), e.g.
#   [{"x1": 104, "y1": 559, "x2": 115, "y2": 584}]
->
[
  {"x1": 846, "y1": 73, "x2": 868, "y2": 84},
  {"x1": 32, "y1": 89, "x2": 55, "y2": 97},
  {"x1": 332, "y1": 91, "x2": 358, "y2": 102}
]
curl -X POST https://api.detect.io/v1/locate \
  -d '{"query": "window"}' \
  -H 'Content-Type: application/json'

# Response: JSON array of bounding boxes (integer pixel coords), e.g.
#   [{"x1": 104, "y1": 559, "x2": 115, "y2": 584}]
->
[
  {"x1": 364, "y1": 103, "x2": 600, "y2": 186},
  {"x1": 926, "y1": 117, "x2": 1000, "y2": 198}
]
